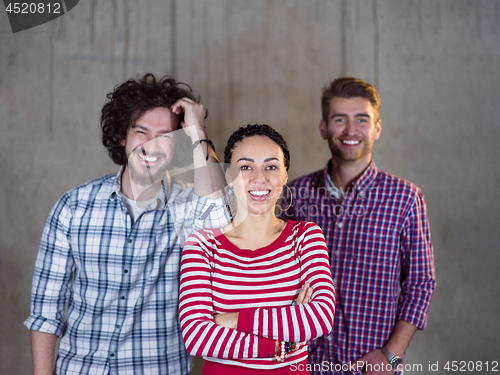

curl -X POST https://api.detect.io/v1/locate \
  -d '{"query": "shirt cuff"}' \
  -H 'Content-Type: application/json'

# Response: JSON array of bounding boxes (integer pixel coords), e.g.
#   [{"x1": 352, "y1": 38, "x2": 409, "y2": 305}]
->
[
  {"x1": 192, "y1": 195, "x2": 231, "y2": 223},
  {"x1": 398, "y1": 308, "x2": 428, "y2": 330},
  {"x1": 237, "y1": 308, "x2": 256, "y2": 335},
  {"x1": 24, "y1": 316, "x2": 65, "y2": 337},
  {"x1": 259, "y1": 337, "x2": 277, "y2": 357}
]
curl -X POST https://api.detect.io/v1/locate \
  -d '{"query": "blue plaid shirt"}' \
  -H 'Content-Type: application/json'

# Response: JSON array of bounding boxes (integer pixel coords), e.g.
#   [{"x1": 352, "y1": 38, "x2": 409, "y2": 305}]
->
[{"x1": 25, "y1": 170, "x2": 231, "y2": 375}]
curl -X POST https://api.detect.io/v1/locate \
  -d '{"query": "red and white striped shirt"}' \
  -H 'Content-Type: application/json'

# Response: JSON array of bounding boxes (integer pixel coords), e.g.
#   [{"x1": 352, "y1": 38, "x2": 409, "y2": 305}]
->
[{"x1": 179, "y1": 221, "x2": 335, "y2": 371}]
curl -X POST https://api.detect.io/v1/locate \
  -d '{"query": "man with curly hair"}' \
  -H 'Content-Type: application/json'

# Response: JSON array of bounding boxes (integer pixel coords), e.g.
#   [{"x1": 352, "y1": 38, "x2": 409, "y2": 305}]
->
[{"x1": 25, "y1": 74, "x2": 230, "y2": 375}]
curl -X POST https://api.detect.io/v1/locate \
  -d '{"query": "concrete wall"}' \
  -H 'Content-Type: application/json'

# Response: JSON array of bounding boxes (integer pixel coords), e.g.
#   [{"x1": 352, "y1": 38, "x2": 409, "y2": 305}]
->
[{"x1": 1, "y1": 1, "x2": 499, "y2": 374}]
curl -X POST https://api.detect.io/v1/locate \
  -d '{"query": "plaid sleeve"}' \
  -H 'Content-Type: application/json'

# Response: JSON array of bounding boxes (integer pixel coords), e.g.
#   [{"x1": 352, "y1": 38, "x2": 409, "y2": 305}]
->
[
  {"x1": 190, "y1": 191, "x2": 233, "y2": 231},
  {"x1": 24, "y1": 193, "x2": 75, "y2": 336},
  {"x1": 398, "y1": 189, "x2": 436, "y2": 329}
]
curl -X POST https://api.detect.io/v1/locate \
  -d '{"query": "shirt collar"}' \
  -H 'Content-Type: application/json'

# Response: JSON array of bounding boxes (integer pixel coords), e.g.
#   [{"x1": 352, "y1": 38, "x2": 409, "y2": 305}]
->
[
  {"x1": 110, "y1": 166, "x2": 171, "y2": 210},
  {"x1": 321, "y1": 159, "x2": 378, "y2": 197},
  {"x1": 354, "y1": 160, "x2": 378, "y2": 196},
  {"x1": 324, "y1": 169, "x2": 343, "y2": 199}
]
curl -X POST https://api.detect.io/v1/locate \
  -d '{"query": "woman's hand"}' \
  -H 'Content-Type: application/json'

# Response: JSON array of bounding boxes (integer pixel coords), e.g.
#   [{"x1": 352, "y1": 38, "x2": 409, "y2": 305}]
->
[
  {"x1": 295, "y1": 282, "x2": 313, "y2": 305},
  {"x1": 213, "y1": 312, "x2": 239, "y2": 329},
  {"x1": 215, "y1": 283, "x2": 313, "y2": 361},
  {"x1": 276, "y1": 283, "x2": 313, "y2": 359}
]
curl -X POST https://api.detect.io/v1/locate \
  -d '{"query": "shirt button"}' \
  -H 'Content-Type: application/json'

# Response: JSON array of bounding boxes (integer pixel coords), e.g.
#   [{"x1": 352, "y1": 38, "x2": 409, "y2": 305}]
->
[
  {"x1": 332, "y1": 278, "x2": 337, "y2": 285},
  {"x1": 110, "y1": 353, "x2": 115, "y2": 358},
  {"x1": 335, "y1": 251, "x2": 340, "y2": 256},
  {"x1": 127, "y1": 238, "x2": 132, "y2": 243},
  {"x1": 337, "y1": 222, "x2": 343, "y2": 228},
  {"x1": 124, "y1": 269, "x2": 129, "y2": 274},
  {"x1": 120, "y1": 296, "x2": 125, "y2": 300},
  {"x1": 116, "y1": 324, "x2": 120, "y2": 329}
]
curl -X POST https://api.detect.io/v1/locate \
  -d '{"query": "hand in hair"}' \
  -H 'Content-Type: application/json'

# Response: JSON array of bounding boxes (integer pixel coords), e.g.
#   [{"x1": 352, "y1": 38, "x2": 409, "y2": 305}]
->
[{"x1": 171, "y1": 97, "x2": 206, "y2": 140}]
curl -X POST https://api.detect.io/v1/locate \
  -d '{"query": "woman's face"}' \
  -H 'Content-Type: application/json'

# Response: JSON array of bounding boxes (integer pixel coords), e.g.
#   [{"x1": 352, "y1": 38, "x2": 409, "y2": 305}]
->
[{"x1": 227, "y1": 135, "x2": 288, "y2": 216}]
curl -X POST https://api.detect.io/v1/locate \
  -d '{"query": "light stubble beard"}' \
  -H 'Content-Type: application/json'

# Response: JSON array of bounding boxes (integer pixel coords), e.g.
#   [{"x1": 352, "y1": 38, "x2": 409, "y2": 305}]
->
[
  {"x1": 127, "y1": 151, "x2": 171, "y2": 187},
  {"x1": 328, "y1": 138, "x2": 374, "y2": 163}
]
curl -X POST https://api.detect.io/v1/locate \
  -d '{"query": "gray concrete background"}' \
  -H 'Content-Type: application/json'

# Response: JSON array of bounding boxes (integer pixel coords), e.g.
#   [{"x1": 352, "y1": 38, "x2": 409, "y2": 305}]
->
[{"x1": 1, "y1": 1, "x2": 499, "y2": 374}]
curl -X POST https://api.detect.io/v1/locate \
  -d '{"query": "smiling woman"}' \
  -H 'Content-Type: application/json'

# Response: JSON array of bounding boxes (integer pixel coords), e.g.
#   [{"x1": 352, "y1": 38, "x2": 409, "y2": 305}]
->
[
  {"x1": 227, "y1": 134, "x2": 287, "y2": 220},
  {"x1": 179, "y1": 125, "x2": 336, "y2": 374}
]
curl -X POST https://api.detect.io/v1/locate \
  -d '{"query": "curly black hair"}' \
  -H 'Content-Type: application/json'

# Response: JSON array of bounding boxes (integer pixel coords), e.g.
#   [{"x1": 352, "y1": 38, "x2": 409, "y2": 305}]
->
[
  {"x1": 101, "y1": 73, "x2": 201, "y2": 165},
  {"x1": 224, "y1": 124, "x2": 290, "y2": 170}
]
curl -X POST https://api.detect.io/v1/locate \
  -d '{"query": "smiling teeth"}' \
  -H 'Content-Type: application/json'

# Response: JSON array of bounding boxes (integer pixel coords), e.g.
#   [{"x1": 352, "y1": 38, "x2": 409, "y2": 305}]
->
[
  {"x1": 250, "y1": 190, "x2": 270, "y2": 196},
  {"x1": 342, "y1": 140, "x2": 360, "y2": 145},
  {"x1": 139, "y1": 153, "x2": 158, "y2": 162}
]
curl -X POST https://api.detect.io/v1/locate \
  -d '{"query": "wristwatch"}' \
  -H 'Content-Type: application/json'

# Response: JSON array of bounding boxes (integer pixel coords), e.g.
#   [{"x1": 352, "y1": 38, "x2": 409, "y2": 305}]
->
[{"x1": 381, "y1": 346, "x2": 403, "y2": 370}]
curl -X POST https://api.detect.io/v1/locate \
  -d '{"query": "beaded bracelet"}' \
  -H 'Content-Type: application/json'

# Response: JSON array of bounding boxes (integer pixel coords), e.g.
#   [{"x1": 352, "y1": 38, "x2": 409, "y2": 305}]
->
[{"x1": 284, "y1": 342, "x2": 292, "y2": 354}]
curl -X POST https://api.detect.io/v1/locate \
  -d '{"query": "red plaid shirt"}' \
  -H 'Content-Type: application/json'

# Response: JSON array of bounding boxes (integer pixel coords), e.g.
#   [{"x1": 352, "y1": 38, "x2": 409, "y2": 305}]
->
[{"x1": 280, "y1": 161, "x2": 435, "y2": 374}]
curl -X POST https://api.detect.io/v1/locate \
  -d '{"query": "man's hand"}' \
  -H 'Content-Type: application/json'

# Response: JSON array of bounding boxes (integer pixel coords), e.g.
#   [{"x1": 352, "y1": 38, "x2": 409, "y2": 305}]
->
[
  {"x1": 170, "y1": 98, "x2": 206, "y2": 140},
  {"x1": 355, "y1": 349, "x2": 398, "y2": 375},
  {"x1": 354, "y1": 320, "x2": 416, "y2": 374},
  {"x1": 213, "y1": 312, "x2": 238, "y2": 329},
  {"x1": 171, "y1": 97, "x2": 225, "y2": 196}
]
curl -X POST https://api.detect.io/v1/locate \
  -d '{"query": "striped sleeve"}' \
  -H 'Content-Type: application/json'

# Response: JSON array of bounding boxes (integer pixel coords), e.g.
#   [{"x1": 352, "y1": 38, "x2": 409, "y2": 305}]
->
[
  {"x1": 179, "y1": 230, "x2": 276, "y2": 359},
  {"x1": 237, "y1": 222, "x2": 335, "y2": 342}
]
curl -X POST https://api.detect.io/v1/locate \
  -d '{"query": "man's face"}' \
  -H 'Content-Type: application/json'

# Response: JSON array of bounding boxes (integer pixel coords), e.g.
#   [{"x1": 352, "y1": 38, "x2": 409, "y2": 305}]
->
[
  {"x1": 319, "y1": 96, "x2": 381, "y2": 164},
  {"x1": 121, "y1": 107, "x2": 179, "y2": 186}
]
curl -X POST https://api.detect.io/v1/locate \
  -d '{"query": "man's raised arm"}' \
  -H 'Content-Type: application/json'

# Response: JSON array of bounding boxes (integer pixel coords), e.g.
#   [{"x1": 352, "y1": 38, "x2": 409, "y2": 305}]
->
[{"x1": 171, "y1": 98, "x2": 226, "y2": 198}]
